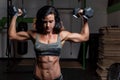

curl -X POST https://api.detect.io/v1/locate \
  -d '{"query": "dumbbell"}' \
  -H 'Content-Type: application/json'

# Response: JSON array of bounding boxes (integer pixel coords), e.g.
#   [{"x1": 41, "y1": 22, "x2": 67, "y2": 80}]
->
[
  {"x1": 9, "y1": 5, "x2": 27, "y2": 17},
  {"x1": 73, "y1": 7, "x2": 94, "y2": 20}
]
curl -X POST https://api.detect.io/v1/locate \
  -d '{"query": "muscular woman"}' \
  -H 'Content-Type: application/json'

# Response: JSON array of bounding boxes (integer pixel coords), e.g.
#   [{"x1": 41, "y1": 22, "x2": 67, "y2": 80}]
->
[{"x1": 8, "y1": 5, "x2": 89, "y2": 80}]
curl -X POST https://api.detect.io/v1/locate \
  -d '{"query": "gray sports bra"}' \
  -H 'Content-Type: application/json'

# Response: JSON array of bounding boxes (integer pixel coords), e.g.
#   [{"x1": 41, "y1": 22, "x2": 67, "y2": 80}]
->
[{"x1": 34, "y1": 34, "x2": 62, "y2": 56}]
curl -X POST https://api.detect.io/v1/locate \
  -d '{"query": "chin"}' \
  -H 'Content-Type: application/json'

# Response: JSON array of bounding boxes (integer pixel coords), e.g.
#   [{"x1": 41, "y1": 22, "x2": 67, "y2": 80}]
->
[{"x1": 47, "y1": 30, "x2": 53, "y2": 33}]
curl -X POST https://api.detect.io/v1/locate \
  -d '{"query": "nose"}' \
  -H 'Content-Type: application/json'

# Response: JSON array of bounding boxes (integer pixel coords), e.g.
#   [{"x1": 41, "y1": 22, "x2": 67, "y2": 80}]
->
[{"x1": 46, "y1": 22, "x2": 50, "y2": 27}]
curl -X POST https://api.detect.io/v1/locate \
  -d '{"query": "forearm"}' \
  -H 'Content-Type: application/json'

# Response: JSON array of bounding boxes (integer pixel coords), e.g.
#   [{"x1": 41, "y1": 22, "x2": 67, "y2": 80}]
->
[
  {"x1": 8, "y1": 15, "x2": 18, "y2": 39},
  {"x1": 80, "y1": 20, "x2": 89, "y2": 41}
]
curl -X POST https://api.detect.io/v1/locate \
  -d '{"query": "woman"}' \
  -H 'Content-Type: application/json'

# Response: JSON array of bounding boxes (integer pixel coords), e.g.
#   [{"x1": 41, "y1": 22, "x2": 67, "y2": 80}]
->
[{"x1": 9, "y1": 5, "x2": 89, "y2": 80}]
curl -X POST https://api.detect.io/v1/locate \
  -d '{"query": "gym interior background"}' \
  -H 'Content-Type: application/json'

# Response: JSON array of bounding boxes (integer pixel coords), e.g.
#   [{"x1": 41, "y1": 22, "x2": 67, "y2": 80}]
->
[{"x1": 0, "y1": 0, "x2": 120, "y2": 80}]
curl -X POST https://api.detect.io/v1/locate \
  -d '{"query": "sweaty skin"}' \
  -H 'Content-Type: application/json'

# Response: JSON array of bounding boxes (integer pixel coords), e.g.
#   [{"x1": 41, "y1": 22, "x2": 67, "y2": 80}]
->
[
  {"x1": 9, "y1": 8, "x2": 89, "y2": 80},
  {"x1": 34, "y1": 56, "x2": 61, "y2": 80},
  {"x1": 33, "y1": 14, "x2": 63, "y2": 80}
]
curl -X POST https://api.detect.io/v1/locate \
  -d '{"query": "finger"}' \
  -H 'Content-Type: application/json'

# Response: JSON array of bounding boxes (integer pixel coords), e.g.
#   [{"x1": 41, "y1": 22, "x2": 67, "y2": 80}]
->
[{"x1": 18, "y1": 9, "x2": 23, "y2": 14}]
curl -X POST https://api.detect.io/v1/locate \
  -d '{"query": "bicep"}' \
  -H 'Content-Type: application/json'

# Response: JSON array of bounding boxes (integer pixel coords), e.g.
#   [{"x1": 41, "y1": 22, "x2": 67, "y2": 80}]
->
[
  {"x1": 12, "y1": 31, "x2": 30, "y2": 41},
  {"x1": 61, "y1": 31, "x2": 83, "y2": 43},
  {"x1": 66, "y1": 33, "x2": 84, "y2": 42}
]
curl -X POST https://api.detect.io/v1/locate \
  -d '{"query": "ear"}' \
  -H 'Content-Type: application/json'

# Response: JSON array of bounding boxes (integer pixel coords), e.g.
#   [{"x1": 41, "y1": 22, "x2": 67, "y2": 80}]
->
[
  {"x1": 33, "y1": 18, "x2": 37, "y2": 30},
  {"x1": 60, "y1": 21, "x2": 65, "y2": 30}
]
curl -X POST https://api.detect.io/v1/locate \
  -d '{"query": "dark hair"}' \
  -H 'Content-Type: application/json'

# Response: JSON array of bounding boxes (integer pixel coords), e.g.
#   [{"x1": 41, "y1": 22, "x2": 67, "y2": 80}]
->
[{"x1": 35, "y1": 5, "x2": 62, "y2": 34}]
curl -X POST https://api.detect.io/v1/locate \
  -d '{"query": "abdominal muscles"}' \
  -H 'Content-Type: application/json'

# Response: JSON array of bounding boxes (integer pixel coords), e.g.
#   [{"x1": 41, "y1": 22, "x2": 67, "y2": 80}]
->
[{"x1": 34, "y1": 56, "x2": 61, "y2": 80}]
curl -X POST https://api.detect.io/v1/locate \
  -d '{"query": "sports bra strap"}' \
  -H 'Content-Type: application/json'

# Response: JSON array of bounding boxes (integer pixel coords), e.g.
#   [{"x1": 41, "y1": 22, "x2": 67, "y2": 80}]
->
[{"x1": 36, "y1": 34, "x2": 39, "y2": 42}]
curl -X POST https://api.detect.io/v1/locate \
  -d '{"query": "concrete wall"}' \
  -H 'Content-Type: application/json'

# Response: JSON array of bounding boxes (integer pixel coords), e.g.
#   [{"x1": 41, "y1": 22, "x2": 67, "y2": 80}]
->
[
  {"x1": 0, "y1": 0, "x2": 108, "y2": 59},
  {"x1": 108, "y1": 11, "x2": 120, "y2": 26}
]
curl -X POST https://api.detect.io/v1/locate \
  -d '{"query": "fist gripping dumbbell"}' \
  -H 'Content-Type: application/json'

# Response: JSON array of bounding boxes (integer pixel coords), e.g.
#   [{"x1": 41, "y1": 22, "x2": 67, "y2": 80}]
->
[
  {"x1": 9, "y1": 5, "x2": 27, "y2": 17},
  {"x1": 73, "y1": 7, "x2": 94, "y2": 20}
]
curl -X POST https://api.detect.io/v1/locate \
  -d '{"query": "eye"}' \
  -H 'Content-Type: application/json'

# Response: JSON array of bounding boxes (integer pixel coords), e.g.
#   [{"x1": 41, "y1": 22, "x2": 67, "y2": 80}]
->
[
  {"x1": 43, "y1": 21, "x2": 47, "y2": 23},
  {"x1": 49, "y1": 20, "x2": 54, "y2": 23}
]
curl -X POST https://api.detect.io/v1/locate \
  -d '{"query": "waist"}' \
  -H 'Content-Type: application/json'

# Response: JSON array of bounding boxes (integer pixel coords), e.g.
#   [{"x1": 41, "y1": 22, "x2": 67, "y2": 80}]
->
[{"x1": 33, "y1": 75, "x2": 63, "y2": 80}]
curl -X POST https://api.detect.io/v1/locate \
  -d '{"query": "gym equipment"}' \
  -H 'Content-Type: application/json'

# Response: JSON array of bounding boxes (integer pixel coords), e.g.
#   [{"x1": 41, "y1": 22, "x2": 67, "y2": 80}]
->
[
  {"x1": 17, "y1": 22, "x2": 28, "y2": 55},
  {"x1": 73, "y1": 7, "x2": 94, "y2": 20},
  {"x1": 9, "y1": 5, "x2": 27, "y2": 17},
  {"x1": 107, "y1": 63, "x2": 120, "y2": 80}
]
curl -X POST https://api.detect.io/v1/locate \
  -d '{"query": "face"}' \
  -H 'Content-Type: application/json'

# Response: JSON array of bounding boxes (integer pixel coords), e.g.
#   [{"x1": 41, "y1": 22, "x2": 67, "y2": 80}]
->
[{"x1": 42, "y1": 14, "x2": 55, "y2": 33}]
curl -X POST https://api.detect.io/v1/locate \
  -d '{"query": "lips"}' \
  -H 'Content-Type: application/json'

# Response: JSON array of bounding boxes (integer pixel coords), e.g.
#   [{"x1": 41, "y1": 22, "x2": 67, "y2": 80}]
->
[{"x1": 46, "y1": 28, "x2": 51, "y2": 32}]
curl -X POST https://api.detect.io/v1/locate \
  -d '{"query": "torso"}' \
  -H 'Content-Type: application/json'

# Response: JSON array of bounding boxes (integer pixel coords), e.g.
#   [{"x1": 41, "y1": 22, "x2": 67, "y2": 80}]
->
[
  {"x1": 31, "y1": 32, "x2": 63, "y2": 80},
  {"x1": 34, "y1": 56, "x2": 61, "y2": 80},
  {"x1": 34, "y1": 34, "x2": 62, "y2": 56}
]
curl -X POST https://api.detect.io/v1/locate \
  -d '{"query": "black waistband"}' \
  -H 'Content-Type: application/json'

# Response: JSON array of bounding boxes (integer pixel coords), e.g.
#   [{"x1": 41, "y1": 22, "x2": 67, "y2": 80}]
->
[
  {"x1": 35, "y1": 51, "x2": 60, "y2": 56},
  {"x1": 33, "y1": 75, "x2": 63, "y2": 80}
]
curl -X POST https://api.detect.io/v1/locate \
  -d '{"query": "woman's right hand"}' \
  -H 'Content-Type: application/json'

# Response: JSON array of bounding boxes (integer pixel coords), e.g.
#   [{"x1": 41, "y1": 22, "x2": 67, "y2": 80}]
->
[{"x1": 15, "y1": 9, "x2": 23, "y2": 17}]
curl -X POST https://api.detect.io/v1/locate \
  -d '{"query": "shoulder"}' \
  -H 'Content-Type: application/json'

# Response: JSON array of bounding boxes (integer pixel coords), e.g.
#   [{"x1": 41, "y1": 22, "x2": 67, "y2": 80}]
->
[
  {"x1": 27, "y1": 30, "x2": 37, "y2": 39},
  {"x1": 59, "y1": 30, "x2": 71, "y2": 41}
]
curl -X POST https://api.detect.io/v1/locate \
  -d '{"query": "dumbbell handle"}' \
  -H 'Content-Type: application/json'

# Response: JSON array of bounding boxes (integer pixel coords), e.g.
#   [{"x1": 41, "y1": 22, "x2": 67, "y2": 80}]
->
[
  {"x1": 73, "y1": 7, "x2": 94, "y2": 20},
  {"x1": 9, "y1": 5, "x2": 26, "y2": 17}
]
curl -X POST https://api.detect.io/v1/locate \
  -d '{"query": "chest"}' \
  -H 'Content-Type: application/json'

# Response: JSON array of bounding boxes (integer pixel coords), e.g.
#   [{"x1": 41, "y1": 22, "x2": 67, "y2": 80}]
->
[
  {"x1": 38, "y1": 35, "x2": 58, "y2": 44},
  {"x1": 34, "y1": 34, "x2": 61, "y2": 52},
  {"x1": 40, "y1": 37, "x2": 58, "y2": 45},
  {"x1": 33, "y1": 34, "x2": 62, "y2": 56}
]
